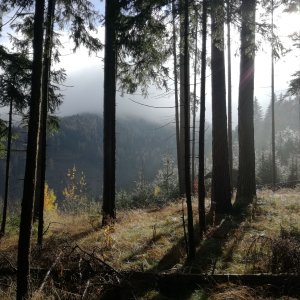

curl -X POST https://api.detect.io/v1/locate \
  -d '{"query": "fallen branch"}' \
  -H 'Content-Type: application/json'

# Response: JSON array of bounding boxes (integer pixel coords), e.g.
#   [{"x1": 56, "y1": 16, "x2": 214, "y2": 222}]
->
[
  {"x1": 0, "y1": 253, "x2": 17, "y2": 271},
  {"x1": 43, "y1": 222, "x2": 65, "y2": 236},
  {"x1": 125, "y1": 272, "x2": 300, "y2": 290},
  {"x1": 1, "y1": 265, "x2": 299, "y2": 288},
  {"x1": 81, "y1": 279, "x2": 90, "y2": 299},
  {"x1": 39, "y1": 251, "x2": 63, "y2": 292},
  {"x1": 75, "y1": 244, "x2": 122, "y2": 280}
]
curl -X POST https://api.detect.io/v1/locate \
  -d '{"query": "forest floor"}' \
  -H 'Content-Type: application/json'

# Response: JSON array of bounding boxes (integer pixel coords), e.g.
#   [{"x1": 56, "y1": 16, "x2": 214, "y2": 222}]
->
[{"x1": 0, "y1": 189, "x2": 300, "y2": 299}]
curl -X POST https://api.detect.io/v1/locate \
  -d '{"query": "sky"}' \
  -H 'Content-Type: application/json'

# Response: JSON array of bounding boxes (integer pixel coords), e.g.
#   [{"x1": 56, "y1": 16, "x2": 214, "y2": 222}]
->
[{"x1": 1, "y1": 2, "x2": 300, "y2": 128}]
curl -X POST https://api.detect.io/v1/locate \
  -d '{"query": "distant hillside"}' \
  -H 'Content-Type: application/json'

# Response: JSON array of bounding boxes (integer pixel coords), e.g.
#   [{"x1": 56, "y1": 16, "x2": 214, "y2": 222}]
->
[
  {"x1": 0, "y1": 114, "x2": 177, "y2": 202},
  {"x1": 2, "y1": 97, "x2": 298, "y2": 203}
]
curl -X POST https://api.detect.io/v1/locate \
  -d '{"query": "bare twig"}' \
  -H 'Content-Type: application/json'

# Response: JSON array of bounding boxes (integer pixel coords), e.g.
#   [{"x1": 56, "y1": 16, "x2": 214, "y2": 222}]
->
[
  {"x1": 0, "y1": 253, "x2": 17, "y2": 271},
  {"x1": 75, "y1": 244, "x2": 122, "y2": 280},
  {"x1": 39, "y1": 251, "x2": 63, "y2": 292},
  {"x1": 78, "y1": 257, "x2": 83, "y2": 280},
  {"x1": 53, "y1": 287, "x2": 81, "y2": 299},
  {"x1": 81, "y1": 280, "x2": 90, "y2": 299},
  {"x1": 43, "y1": 222, "x2": 65, "y2": 236}
]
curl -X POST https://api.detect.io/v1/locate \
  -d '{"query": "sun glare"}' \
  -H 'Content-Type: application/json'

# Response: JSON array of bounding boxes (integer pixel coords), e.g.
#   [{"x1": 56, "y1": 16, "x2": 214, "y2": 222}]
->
[{"x1": 277, "y1": 12, "x2": 300, "y2": 36}]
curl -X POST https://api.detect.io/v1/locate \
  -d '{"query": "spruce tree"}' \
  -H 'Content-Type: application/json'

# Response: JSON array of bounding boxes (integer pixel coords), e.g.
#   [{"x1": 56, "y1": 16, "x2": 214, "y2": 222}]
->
[
  {"x1": 17, "y1": 0, "x2": 45, "y2": 297},
  {"x1": 236, "y1": 0, "x2": 257, "y2": 205},
  {"x1": 211, "y1": 0, "x2": 232, "y2": 216}
]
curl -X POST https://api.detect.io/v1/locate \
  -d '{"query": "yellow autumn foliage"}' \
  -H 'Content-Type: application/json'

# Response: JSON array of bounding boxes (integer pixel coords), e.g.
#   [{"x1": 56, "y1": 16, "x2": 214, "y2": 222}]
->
[
  {"x1": 44, "y1": 182, "x2": 57, "y2": 211},
  {"x1": 154, "y1": 186, "x2": 161, "y2": 197},
  {"x1": 62, "y1": 165, "x2": 87, "y2": 201}
]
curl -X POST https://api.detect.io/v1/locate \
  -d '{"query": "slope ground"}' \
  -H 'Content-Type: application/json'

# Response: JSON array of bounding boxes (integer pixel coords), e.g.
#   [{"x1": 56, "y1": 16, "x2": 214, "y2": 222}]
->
[{"x1": 0, "y1": 189, "x2": 299, "y2": 299}]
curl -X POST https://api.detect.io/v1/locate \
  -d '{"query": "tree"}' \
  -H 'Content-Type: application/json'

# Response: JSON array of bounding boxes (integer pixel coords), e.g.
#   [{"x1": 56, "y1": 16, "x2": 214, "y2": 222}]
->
[
  {"x1": 211, "y1": 0, "x2": 232, "y2": 216},
  {"x1": 0, "y1": 48, "x2": 31, "y2": 236},
  {"x1": 102, "y1": 0, "x2": 172, "y2": 224},
  {"x1": 191, "y1": 5, "x2": 199, "y2": 194},
  {"x1": 29, "y1": 0, "x2": 101, "y2": 238},
  {"x1": 183, "y1": 0, "x2": 195, "y2": 258},
  {"x1": 102, "y1": 0, "x2": 118, "y2": 226},
  {"x1": 236, "y1": 0, "x2": 256, "y2": 205},
  {"x1": 0, "y1": 98, "x2": 12, "y2": 236},
  {"x1": 226, "y1": 0, "x2": 233, "y2": 189},
  {"x1": 16, "y1": 0, "x2": 45, "y2": 298},
  {"x1": 288, "y1": 156, "x2": 298, "y2": 182},
  {"x1": 271, "y1": 0, "x2": 276, "y2": 189},
  {"x1": 171, "y1": 0, "x2": 183, "y2": 199},
  {"x1": 257, "y1": 152, "x2": 273, "y2": 185},
  {"x1": 198, "y1": 0, "x2": 208, "y2": 237},
  {"x1": 254, "y1": 97, "x2": 263, "y2": 124},
  {"x1": 179, "y1": 0, "x2": 186, "y2": 196},
  {"x1": 36, "y1": 0, "x2": 56, "y2": 247}
]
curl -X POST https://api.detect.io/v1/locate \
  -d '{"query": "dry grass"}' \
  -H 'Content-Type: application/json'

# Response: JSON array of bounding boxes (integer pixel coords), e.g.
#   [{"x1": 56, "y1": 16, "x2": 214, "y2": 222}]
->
[
  {"x1": 210, "y1": 284, "x2": 263, "y2": 300},
  {"x1": 0, "y1": 189, "x2": 299, "y2": 299},
  {"x1": 0, "y1": 200, "x2": 189, "y2": 272},
  {"x1": 215, "y1": 189, "x2": 300, "y2": 274}
]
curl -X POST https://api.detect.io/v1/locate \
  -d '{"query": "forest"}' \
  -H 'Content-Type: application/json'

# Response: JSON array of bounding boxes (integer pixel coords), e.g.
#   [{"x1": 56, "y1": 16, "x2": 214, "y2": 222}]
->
[{"x1": 0, "y1": 0, "x2": 300, "y2": 299}]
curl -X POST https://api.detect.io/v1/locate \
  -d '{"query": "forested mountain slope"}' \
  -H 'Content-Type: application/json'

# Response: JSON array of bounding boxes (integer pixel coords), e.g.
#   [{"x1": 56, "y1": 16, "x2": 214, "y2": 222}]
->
[
  {"x1": 1, "y1": 97, "x2": 299, "y2": 203},
  {"x1": 0, "y1": 114, "x2": 177, "y2": 202}
]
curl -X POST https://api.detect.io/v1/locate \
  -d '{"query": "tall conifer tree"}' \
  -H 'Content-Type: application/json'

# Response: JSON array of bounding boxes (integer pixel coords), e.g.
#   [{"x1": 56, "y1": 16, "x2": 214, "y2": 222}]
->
[
  {"x1": 236, "y1": 0, "x2": 257, "y2": 204},
  {"x1": 211, "y1": 0, "x2": 232, "y2": 216},
  {"x1": 17, "y1": 0, "x2": 45, "y2": 298},
  {"x1": 102, "y1": 0, "x2": 118, "y2": 225}
]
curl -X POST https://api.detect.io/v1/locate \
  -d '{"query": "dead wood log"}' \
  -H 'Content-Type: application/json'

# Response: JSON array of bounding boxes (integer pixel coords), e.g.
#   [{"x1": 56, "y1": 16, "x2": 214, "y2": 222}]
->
[
  {"x1": 1, "y1": 267, "x2": 299, "y2": 293},
  {"x1": 124, "y1": 272, "x2": 300, "y2": 291}
]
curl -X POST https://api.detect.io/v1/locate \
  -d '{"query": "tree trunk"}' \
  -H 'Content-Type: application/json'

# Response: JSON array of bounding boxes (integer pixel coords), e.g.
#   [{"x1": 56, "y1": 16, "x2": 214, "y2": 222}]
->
[
  {"x1": 191, "y1": 12, "x2": 198, "y2": 195},
  {"x1": 37, "y1": 0, "x2": 56, "y2": 247},
  {"x1": 236, "y1": 0, "x2": 256, "y2": 205},
  {"x1": 198, "y1": 0, "x2": 208, "y2": 238},
  {"x1": 0, "y1": 97, "x2": 13, "y2": 236},
  {"x1": 184, "y1": 0, "x2": 195, "y2": 259},
  {"x1": 179, "y1": 0, "x2": 186, "y2": 196},
  {"x1": 211, "y1": 0, "x2": 232, "y2": 216},
  {"x1": 172, "y1": 0, "x2": 182, "y2": 196},
  {"x1": 271, "y1": 0, "x2": 276, "y2": 190},
  {"x1": 16, "y1": 0, "x2": 45, "y2": 298},
  {"x1": 226, "y1": 0, "x2": 233, "y2": 190},
  {"x1": 102, "y1": 0, "x2": 118, "y2": 226}
]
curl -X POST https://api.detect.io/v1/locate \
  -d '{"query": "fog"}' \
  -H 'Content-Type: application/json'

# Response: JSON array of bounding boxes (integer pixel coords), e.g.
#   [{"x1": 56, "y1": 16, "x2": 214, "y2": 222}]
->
[
  {"x1": 53, "y1": 5, "x2": 300, "y2": 128},
  {"x1": 1, "y1": 3, "x2": 300, "y2": 128},
  {"x1": 56, "y1": 65, "x2": 178, "y2": 124}
]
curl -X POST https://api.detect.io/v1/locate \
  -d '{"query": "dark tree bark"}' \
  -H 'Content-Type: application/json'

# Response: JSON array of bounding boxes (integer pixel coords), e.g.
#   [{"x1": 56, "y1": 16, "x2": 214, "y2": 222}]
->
[
  {"x1": 226, "y1": 0, "x2": 233, "y2": 190},
  {"x1": 179, "y1": 0, "x2": 186, "y2": 196},
  {"x1": 198, "y1": 0, "x2": 208, "y2": 238},
  {"x1": 236, "y1": 0, "x2": 257, "y2": 204},
  {"x1": 191, "y1": 11, "x2": 198, "y2": 194},
  {"x1": 16, "y1": 0, "x2": 45, "y2": 298},
  {"x1": 172, "y1": 0, "x2": 182, "y2": 195},
  {"x1": 102, "y1": 0, "x2": 118, "y2": 226},
  {"x1": 36, "y1": 0, "x2": 56, "y2": 247},
  {"x1": 211, "y1": 0, "x2": 232, "y2": 215},
  {"x1": 183, "y1": 0, "x2": 195, "y2": 259},
  {"x1": 271, "y1": 0, "x2": 276, "y2": 189},
  {"x1": 0, "y1": 97, "x2": 13, "y2": 236}
]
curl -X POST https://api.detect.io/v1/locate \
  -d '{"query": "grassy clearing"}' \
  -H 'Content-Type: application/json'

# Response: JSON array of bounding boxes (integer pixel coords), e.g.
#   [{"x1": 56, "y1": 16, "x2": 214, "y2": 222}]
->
[
  {"x1": 0, "y1": 189, "x2": 299, "y2": 299},
  {"x1": 220, "y1": 189, "x2": 300, "y2": 274}
]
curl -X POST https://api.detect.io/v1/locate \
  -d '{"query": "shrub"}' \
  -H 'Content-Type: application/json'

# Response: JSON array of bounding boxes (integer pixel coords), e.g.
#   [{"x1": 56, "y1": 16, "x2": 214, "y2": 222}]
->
[
  {"x1": 44, "y1": 183, "x2": 57, "y2": 212},
  {"x1": 245, "y1": 226, "x2": 300, "y2": 274},
  {"x1": 61, "y1": 166, "x2": 99, "y2": 214},
  {"x1": 271, "y1": 226, "x2": 300, "y2": 273}
]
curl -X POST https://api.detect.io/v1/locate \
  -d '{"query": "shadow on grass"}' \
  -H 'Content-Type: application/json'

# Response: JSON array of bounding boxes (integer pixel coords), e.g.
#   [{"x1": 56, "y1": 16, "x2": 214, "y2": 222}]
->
[
  {"x1": 134, "y1": 204, "x2": 251, "y2": 299},
  {"x1": 122, "y1": 232, "x2": 175, "y2": 266}
]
